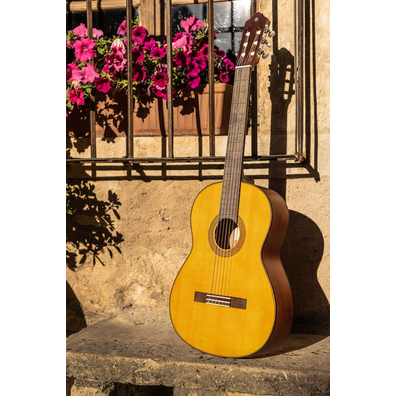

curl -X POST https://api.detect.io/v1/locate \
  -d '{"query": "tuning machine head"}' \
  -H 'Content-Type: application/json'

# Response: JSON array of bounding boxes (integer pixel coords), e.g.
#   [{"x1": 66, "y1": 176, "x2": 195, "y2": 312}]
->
[
  {"x1": 258, "y1": 46, "x2": 270, "y2": 59},
  {"x1": 264, "y1": 24, "x2": 276, "y2": 37},
  {"x1": 260, "y1": 38, "x2": 272, "y2": 48}
]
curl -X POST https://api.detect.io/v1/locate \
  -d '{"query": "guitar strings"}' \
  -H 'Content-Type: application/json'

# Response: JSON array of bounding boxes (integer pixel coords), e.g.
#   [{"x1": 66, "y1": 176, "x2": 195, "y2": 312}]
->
[
  {"x1": 223, "y1": 30, "x2": 257, "y2": 296},
  {"x1": 222, "y1": 65, "x2": 246, "y2": 297},
  {"x1": 224, "y1": 65, "x2": 250, "y2": 297},
  {"x1": 209, "y1": 38, "x2": 252, "y2": 298},
  {"x1": 216, "y1": 68, "x2": 247, "y2": 296},
  {"x1": 222, "y1": 53, "x2": 246, "y2": 296},
  {"x1": 210, "y1": 67, "x2": 241, "y2": 296}
]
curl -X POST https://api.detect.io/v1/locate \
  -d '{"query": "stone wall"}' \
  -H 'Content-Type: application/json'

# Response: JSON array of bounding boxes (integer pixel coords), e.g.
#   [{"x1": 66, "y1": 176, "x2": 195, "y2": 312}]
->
[{"x1": 66, "y1": 0, "x2": 330, "y2": 336}]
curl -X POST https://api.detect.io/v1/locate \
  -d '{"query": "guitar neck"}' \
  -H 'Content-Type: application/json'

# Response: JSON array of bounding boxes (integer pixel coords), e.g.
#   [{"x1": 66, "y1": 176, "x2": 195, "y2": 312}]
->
[{"x1": 219, "y1": 65, "x2": 252, "y2": 222}]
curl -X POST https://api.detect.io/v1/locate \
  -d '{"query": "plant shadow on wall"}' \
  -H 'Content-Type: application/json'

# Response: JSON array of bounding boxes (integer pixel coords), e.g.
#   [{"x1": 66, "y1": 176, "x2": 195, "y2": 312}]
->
[
  {"x1": 66, "y1": 173, "x2": 124, "y2": 335},
  {"x1": 66, "y1": 178, "x2": 124, "y2": 270}
]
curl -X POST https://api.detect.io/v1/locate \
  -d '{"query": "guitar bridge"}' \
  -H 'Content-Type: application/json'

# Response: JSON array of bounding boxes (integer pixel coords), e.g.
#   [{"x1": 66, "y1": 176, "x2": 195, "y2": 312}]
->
[
  {"x1": 194, "y1": 291, "x2": 247, "y2": 310},
  {"x1": 206, "y1": 294, "x2": 231, "y2": 307}
]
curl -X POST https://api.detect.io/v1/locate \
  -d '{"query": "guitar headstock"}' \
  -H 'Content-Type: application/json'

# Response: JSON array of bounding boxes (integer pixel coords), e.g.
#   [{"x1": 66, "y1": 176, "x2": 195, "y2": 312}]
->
[{"x1": 236, "y1": 12, "x2": 275, "y2": 67}]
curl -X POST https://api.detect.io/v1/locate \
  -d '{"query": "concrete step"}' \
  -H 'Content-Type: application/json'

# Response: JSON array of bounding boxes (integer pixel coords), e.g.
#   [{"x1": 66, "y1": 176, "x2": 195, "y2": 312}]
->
[{"x1": 66, "y1": 316, "x2": 329, "y2": 396}]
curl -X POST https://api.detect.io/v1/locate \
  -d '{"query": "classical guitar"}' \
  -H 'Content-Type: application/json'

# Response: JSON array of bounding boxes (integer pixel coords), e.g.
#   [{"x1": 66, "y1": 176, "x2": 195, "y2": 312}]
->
[{"x1": 169, "y1": 12, "x2": 294, "y2": 358}]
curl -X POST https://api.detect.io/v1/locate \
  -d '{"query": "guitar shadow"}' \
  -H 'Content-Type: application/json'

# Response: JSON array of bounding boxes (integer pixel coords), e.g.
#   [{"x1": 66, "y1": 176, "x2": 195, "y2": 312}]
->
[
  {"x1": 244, "y1": 209, "x2": 329, "y2": 359},
  {"x1": 282, "y1": 210, "x2": 329, "y2": 335}
]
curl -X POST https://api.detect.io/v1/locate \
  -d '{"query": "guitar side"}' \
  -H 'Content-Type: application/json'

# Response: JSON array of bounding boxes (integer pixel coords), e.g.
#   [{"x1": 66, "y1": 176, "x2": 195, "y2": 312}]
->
[{"x1": 169, "y1": 182, "x2": 293, "y2": 358}]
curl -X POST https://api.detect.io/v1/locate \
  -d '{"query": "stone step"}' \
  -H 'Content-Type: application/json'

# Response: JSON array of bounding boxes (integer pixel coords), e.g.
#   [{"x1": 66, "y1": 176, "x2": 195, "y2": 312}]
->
[{"x1": 66, "y1": 320, "x2": 329, "y2": 396}]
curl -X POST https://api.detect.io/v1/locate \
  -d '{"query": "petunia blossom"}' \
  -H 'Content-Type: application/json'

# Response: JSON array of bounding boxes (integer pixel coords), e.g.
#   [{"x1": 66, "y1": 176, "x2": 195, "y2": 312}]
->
[
  {"x1": 133, "y1": 64, "x2": 147, "y2": 82},
  {"x1": 132, "y1": 46, "x2": 145, "y2": 63},
  {"x1": 73, "y1": 23, "x2": 87, "y2": 38},
  {"x1": 180, "y1": 16, "x2": 206, "y2": 34},
  {"x1": 131, "y1": 26, "x2": 147, "y2": 46},
  {"x1": 95, "y1": 77, "x2": 111, "y2": 93},
  {"x1": 150, "y1": 46, "x2": 166, "y2": 60},
  {"x1": 74, "y1": 38, "x2": 96, "y2": 62},
  {"x1": 80, "y1": 63, "x2": 100, "y2": 83},
  {"x1": 68, "y1": 88, "x2": 85, "y2": 106},
  {"x1": 67, "y1": 62, "x2": 80, "y2": 82},
  {"x1": 186, "y1": 69, "x2": 200, "y2": 89},
  {"x1": 143, "y1": 38, "x2": 156, "y2": 52},
  {"x1": 117, "y1": 21, "x2": 128, "y2": 36}
]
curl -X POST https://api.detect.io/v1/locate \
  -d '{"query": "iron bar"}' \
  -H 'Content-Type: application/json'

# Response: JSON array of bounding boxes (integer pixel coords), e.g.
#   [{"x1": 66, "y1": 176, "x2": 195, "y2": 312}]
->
[
  {"x1": 250, "y1": 0, "x2": 257, "y2": 157},
  {"x1": 295, "y1": 0, "x2": 304, "y2": 162},
  {"x1": 86, "y1": 0, "x2": 97, "y2": 159},
  {"x1": 126, "y1": 0, "x2": 134, "y2": 158},
  {"x1": 66, "y1": 154, "x2": 298, "y2": 163},
  {"x1": 66, "y1": 0, "x2": 304, "y2": 166},
  {"x1": 208, "y1": 0, "x2": 215, "y2": 156},
  {"x1": 166, "y1": 0, "x2": 174, "y2": 158}
]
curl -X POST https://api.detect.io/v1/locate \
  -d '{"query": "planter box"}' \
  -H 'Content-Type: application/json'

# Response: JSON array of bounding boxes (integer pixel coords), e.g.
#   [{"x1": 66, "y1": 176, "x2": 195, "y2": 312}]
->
[{"x1": 66, "y1": 83, "x2": 233, "y2": 138}]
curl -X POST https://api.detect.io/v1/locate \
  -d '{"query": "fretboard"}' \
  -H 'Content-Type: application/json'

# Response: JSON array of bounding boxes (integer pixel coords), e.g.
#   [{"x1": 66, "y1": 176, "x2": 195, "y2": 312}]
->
[{"x1": 218, "y1": 65, "x2": 252, "y2": 222}]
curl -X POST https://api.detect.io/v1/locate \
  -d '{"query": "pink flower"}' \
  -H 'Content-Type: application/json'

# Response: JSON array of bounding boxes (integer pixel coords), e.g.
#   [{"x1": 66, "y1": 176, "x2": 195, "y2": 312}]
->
[
  {"x1": 174, "y1": 51, "x2": 189, "y2": 68},
  {"x1": 93, "y1": 28, "x2": 103, "y2": 38},
  {"x1": 199, "y1": 43, "x2": 209, "y2": 59},
  {"x1": 104, "y1": 48, "x2": 127, "y2": 73},
  {"x1": 66, "y1": 39, "x2": 74, "y2": 49},
  {"x1": 132, "y1": 46, "x2": 145, "y2": 63},
  {"x1": 172, "y1": 33, "x2": 190, "y2": 51},
  {"x1": 73, "y1": 23, "x2": 87, "y2": 38},
  {"x1": 117, "y1": 20, "x2": 127, "y2": 35},
  {"x1": 223, "y1": 57, "x2": 234, "y2": 69},
  {"x1": 73, "y1": 23, "x2": 104, "y2": 38},
  {"x1": 95, "y1": 77, "x2": 111, "y2": 93},
  {"x1": 150, "y1": 46, "x2": 166, "y2": 59},
  {"x1": 194, "y1": 54, "x2": 206, "y2": 70},
  {"x1": 74, "y1": 38, "x2": 96, "y2": 62},
  {"x1": 143, "y1": 38, "x2": 156, "y2": 52},
  {"x1": 133, "y1": 64, "x2": 147, "y2": 82},
  {"x1": 68, "y1": 88, "x2": 85, "y2": 105},
  {"x1": 66, "y1": 62, "x2": 80, "y2": 83},
  {"x1": 152, "y1": 67, "x2": 168, "y2": 90},
  {"x1": 180, "y1": 16, "x2": 206, "y2": 34},
  {"x1": 131, "y1": 26, "x2": 147, "y2": 45},
  {"x1": 80, "y1": 63, "x2": 100, "y2": 83},
  {"x1": 219, "y1": 72, "x2": 230, "y2": 83},
  {"x1": 187, "y1": 70, "x2": 200, "y2": 89},
  {"x1": 111, "y1": 38, "x2": 126, "y2": 55},
  {"x1": 152, "y1": 86, "x2": 167, "y2": 100}
]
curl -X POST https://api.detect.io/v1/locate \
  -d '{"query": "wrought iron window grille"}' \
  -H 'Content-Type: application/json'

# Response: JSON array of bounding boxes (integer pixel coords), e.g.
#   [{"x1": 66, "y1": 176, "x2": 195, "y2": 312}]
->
[{"x1": 66, "y1": 0, "x2": 305, "y2": 167}]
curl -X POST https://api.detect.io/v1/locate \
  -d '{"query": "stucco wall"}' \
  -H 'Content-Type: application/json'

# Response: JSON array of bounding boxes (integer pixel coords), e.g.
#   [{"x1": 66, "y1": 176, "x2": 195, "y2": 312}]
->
[{"x1": 66, "y1": 0, "x2": 330, "y2": 335}]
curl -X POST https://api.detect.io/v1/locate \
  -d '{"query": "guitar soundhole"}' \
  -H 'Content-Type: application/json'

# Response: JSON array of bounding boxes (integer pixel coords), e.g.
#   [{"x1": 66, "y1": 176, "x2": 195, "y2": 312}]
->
[
  {"x1": 215, "y1": 218, "x2": 238, "y2": 250},
  {"x1": 209, "y1": 215, "x2": 245, "y2": 257}
]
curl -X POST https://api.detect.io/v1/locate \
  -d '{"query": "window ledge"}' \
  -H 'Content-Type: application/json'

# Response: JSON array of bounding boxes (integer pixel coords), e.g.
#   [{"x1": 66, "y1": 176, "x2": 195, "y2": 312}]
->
[{"x1": 66, "y1": 314, "x2": 330, "y2": 395}]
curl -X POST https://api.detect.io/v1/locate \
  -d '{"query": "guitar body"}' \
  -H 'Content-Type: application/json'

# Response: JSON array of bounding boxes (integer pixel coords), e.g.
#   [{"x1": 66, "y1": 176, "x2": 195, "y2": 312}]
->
[{"x1": 169, "y1": 182, "x2": 294, "y2": 358}]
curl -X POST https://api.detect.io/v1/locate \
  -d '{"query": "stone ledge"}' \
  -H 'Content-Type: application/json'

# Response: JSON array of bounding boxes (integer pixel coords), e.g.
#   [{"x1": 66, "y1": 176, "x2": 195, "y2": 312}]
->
[{"x1": 66, "y1": 318, "x2": 329, "y2": 396}]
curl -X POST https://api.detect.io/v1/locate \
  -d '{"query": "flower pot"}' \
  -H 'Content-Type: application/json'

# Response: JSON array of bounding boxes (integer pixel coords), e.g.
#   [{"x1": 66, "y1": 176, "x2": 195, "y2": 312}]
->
[{"x1": 66, "y1": 83, "x2": 233, "y2": 138}]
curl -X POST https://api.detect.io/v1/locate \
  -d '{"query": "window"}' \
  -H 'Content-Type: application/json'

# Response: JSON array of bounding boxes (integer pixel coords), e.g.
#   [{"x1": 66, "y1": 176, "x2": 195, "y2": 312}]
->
[
  {"x1": 66, "y1": 1, "x2": 139, "y2": 64},
  {"x1": 67, "y1": 8, "x2": 139, "y2": 38},
  {"x1": 172, "y1": 1, "x2": 251, "y2": 54},
  {"x1": 66, "y1": 1, "x2": 250, "y2": 56}
]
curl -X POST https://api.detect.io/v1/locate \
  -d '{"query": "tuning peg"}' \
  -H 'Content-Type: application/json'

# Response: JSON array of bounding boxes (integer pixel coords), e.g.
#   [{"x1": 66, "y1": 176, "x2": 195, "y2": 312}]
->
[
  {"x1": 262, "y1": 52, "x2": 270, "y2": 59},
  {"x1": 268, "y1": 30, "x2": 276, "y2": 38}
]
